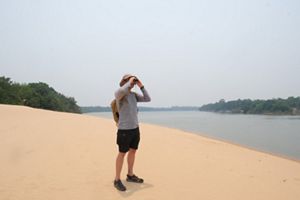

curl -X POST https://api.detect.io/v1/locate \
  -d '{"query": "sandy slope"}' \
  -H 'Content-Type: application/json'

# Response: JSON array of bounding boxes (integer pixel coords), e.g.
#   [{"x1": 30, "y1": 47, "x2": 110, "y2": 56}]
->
[{"x1": 0, "y1": 104, "x2": 300, "y2": 200}]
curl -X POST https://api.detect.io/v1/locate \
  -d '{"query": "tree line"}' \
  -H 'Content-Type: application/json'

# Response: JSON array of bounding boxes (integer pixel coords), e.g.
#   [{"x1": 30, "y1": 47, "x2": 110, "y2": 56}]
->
[
  {"x1": 80, "y1": 106, "x2": 199, "y2": 113},
  {"x1": 199, "y1": 97, "x2": 300, "y2": 115},
  {"x1": 80, "y1": 106, "x2": 111, "y2": 113},
  {"x1": 0, "y1": 76, "x2": 81, "y2": 113}
]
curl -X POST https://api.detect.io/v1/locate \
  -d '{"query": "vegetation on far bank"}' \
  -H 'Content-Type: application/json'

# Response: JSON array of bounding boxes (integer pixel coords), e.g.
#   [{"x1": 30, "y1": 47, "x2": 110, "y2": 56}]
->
[
  {"x1": 80, "y1": 106, "x2": 111, "y2": 113},
  {"x1": 4, "y1": 75, "x2": 297, "y2": 116},
  {"x1": 0, "y1": 76, "x2": 81, "y2": 113},
  {"x1": 199, "y1": 97, "x2": 300, "y2": 115},
  {"x1": 80, "y1": 106, "x2": 199, "y2": 113},
  {"x1": 82, "y1": 98, "x2": 300, "y2": 115}
]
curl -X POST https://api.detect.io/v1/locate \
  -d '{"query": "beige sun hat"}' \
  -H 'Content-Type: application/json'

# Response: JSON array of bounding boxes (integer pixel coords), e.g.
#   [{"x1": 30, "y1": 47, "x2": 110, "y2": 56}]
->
[{"x1": 119, "y1": 74, "x2": 135, "y2": 86}]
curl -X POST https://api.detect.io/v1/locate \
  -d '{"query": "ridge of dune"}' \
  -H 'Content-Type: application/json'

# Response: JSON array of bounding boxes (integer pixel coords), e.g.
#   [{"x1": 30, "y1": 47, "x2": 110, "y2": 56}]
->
[{"x1": 0, "y1": 104, "x2": 300, "y2": 200}]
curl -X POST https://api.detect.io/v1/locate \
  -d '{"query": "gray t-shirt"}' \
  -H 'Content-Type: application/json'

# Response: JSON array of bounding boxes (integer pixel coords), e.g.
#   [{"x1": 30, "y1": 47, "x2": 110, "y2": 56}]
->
[{"x1": 115, "y1": 81, "x2": 151, "y2": 130}]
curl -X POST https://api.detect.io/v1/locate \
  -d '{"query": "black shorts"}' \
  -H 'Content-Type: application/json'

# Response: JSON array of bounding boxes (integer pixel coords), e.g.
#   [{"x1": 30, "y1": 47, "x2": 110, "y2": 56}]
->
[{"x1": 117, "y1": 127, "x2": 140, "y2": 153}]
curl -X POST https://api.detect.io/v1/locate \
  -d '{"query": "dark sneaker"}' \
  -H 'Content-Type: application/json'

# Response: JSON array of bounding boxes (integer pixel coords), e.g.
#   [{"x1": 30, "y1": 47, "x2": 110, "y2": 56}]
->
[
  {"x1": 126, "y1": 174, "x2": 144, "y2": 183},
  {"x1": 114, "y1": 179, "x2": 126, "y2": 191}
]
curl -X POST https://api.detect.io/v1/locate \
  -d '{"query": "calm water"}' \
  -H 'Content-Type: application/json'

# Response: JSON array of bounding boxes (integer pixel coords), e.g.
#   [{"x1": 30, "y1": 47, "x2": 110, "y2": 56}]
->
[{"x1": 87, "y1": 111, "x2": 300, "y2": 161}]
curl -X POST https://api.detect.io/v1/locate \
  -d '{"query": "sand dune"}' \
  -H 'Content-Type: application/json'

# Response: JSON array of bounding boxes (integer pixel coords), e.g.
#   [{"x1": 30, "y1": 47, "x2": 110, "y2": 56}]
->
[{"x1": 0, "y1": 104, "x2": 300, "y2": 200}]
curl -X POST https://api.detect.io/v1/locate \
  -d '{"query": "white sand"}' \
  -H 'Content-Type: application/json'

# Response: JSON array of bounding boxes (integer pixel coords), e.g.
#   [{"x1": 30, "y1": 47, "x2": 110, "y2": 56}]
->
[{"x1": 1, "y1": 104, "x2": 300, "y2": 200}]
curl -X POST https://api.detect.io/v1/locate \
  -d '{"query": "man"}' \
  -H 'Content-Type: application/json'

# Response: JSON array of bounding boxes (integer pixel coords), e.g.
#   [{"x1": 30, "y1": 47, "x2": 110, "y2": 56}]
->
[{"x1": 114, "y1": 74, "x2": 151, "y2": 191}]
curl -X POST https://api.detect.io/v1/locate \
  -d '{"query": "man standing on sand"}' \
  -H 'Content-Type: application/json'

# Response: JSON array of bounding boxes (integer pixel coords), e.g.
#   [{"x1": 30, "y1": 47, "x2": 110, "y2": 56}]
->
[{"x1": 114, "y1": 74, "x2": 151, "y2": 192}]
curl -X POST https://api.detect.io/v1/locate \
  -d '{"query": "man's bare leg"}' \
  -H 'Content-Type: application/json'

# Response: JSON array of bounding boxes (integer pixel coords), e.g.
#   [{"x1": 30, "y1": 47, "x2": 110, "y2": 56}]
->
[
  {"x1": 127, "y1": 148, "x2": 136, "y2": 176},
  {"x1": 115, "y1": 152, "x2": 126, "y2": 180}
]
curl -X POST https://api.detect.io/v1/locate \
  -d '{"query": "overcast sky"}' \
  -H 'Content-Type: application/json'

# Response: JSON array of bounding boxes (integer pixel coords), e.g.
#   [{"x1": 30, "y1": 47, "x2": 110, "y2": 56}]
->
[{"x1": 1, "y1": 0, "x2": 299, "y2": 107}]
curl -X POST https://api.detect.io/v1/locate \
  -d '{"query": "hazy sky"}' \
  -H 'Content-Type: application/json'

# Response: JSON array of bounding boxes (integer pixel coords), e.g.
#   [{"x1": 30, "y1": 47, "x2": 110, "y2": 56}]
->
[{"x1": 1, "y1": 0, "x2": 299, "y2": 107}]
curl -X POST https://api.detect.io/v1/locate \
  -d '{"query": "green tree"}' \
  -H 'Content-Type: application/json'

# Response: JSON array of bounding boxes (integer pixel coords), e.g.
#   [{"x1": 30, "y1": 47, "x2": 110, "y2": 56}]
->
[{"x1": 0, "y1": 76, "x2": 81, "y2": 113}]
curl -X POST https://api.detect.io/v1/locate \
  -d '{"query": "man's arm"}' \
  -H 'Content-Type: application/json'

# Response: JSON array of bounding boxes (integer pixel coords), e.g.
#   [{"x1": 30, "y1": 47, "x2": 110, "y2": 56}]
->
[
  {"x1": 135, "y1": 79, "x2": 151, "y2": 102},
  {"x1": 135, "y1": 88, "x2": 151, "y2": 102},
  {"x1": 115, "y1": 81, "x2": 133, "y2": 100}
]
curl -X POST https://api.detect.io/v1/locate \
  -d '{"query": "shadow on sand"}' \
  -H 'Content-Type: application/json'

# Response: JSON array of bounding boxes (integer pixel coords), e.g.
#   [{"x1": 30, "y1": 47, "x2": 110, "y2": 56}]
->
[{"x1": 118, "y1": 182, "x2": 154, "y2": 198}]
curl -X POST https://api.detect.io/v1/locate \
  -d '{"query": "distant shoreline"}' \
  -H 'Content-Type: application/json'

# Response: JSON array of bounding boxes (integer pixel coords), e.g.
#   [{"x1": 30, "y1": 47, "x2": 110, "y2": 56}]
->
[
  {"x1": 201, "y1": 110, "x2": 300, "y2": 116},
  {"x1": 82, "y1": 108, "x2": 300, "y2": 116},
  {"x1": 80, "y1": 106, "x2": 199, "y2": 113},
  {"x1": 199, "y1": 97, "x2": 300, "y2": 115},
  {"x1": 81, "y1": 96, "x2": 300, "y2": 115}
]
